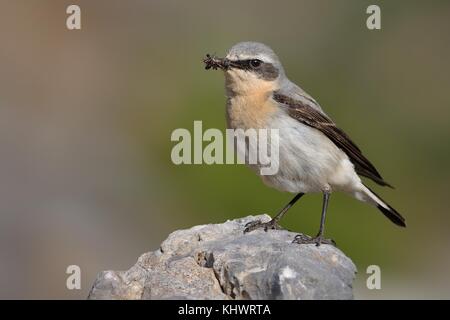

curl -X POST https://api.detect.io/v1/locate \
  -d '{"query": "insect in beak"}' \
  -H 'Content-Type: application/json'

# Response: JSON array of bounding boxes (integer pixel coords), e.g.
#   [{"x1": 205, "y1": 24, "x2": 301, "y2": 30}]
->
[{"x1": 203, "y1": 54, "x2": 230, "y2": 71}]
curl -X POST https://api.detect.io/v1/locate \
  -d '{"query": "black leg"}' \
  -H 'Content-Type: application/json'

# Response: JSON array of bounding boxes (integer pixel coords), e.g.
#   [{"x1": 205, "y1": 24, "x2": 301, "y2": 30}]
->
[
  {"x1": 273, "y1": 193, "x2": 305, "y2": 223},
  {"x1": 316, "y1": 192, "x2": 330, "y2": 238},
  {"x1": 244, "y1": 193, "x2": 305, "y2": 233},
  {"x1": 293, "y1": 192, "x2": 336, "y2": 246}
]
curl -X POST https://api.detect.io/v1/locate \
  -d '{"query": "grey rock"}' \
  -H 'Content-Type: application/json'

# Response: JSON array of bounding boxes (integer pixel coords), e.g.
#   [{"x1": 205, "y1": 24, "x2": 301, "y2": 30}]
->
[{"x1": 88, "y1": 215, "x2": 357, "y2": 300}]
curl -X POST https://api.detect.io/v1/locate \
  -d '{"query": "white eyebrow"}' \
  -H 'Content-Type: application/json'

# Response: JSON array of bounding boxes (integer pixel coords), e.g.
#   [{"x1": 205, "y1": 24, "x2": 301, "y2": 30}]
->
[{"x1": 226, "y1": 53, "x2": 272, "y2": 63}]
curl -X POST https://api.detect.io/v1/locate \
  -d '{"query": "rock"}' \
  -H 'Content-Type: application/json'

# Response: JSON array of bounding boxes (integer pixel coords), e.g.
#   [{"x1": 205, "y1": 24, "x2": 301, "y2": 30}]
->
[{"x1": 88, "y1": 214, "x2": 357, "y2": 300}]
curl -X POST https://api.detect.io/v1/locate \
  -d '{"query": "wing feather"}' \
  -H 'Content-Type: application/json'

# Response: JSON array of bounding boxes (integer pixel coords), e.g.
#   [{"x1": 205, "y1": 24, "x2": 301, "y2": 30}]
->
[{"x1": 273, "y1": 92, "x2": 392, "y2": 188}]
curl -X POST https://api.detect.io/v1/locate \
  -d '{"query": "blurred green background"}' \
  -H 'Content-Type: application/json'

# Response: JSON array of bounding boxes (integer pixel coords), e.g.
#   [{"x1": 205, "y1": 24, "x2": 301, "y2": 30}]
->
[{"x1": 0, "y1": 0, "x2": 449, "y2": 299}]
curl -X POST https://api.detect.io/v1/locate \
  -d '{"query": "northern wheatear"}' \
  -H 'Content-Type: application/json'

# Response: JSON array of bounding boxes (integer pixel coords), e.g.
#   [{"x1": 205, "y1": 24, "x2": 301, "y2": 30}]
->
[{"x1": 203, "y1": 42, "x2": 405, "y2": 246}]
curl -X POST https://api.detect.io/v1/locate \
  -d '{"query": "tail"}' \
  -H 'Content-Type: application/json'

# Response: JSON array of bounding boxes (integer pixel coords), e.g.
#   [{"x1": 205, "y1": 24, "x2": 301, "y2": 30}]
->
[{"x1": 359, "y1": 184, "x2": 406, "y2": 227}]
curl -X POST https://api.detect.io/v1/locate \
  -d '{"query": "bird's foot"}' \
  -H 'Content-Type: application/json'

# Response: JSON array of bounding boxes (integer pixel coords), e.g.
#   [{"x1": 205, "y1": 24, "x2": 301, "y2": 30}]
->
[
  {"x1": 292, "y1": 234, "x2": 336, "y2": 247},
  {"x1": 243, "y1": 219, "x2": 284, "y2": 233}
]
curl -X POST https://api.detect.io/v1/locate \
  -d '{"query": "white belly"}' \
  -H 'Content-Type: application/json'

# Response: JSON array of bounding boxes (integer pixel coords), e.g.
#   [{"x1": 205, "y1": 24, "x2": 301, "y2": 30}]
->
[{"x1": 231, "y1": 112, "x2": 361, "y2": 193}]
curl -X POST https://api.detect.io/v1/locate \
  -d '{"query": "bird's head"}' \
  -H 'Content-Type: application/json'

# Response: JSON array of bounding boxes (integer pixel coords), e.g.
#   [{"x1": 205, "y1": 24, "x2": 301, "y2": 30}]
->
[{"x1": 204, "y1": 42, "x2": 285, "y2": 95}]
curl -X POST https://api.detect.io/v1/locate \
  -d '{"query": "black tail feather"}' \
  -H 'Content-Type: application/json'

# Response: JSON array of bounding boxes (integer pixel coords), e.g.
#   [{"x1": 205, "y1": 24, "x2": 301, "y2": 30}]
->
[
  {"x1": 377, "y1": 203, "x2": 406, "y2": 227},
  {"x1": 365, "y1": 185, "x2": 406, "y2": 227}
]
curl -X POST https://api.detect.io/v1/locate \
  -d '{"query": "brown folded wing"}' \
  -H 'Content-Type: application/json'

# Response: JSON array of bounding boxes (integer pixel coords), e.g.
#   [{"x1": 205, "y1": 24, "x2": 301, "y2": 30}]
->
[{"x1": 273, "y1": 92, "x2": 392, "y2": 187}]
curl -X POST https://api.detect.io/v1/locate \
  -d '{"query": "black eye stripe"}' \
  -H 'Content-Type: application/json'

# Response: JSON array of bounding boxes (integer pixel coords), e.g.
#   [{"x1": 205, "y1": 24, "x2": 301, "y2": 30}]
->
[
  {"x1": 229, "y1": 59, "x2": 257, "y2": 69},
  {"x1": 227, "y1": 59, "x2": 279, "y2": 80}
]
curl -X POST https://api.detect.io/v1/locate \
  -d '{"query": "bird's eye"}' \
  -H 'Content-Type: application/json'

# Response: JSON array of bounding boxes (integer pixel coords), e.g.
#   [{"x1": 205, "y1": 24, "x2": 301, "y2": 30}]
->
[{"x1": 249, "y1": 59, "x2": 262, "y2": 68}]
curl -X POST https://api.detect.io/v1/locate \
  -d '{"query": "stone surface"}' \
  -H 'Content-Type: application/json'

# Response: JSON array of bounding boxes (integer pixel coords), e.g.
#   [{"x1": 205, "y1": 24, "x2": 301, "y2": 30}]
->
[{"x1": 88, "y1": 214, "x2": 357, "y2": 300}]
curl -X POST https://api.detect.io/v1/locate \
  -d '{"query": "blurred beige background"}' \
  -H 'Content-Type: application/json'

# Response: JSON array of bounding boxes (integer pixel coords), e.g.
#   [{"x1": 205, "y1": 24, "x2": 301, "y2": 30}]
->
[{"x1": 0, "y1": 0, "x2": 449, "y2": 299}]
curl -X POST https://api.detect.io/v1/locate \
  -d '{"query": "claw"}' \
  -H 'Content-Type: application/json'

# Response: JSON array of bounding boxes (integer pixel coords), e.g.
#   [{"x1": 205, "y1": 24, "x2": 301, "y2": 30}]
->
[
  {"x1": 243, "y1": 219, "x2": 283, "y2": 234},
  {"x1": 292, "y1": 234, "x2": 336, "y2": 247}
]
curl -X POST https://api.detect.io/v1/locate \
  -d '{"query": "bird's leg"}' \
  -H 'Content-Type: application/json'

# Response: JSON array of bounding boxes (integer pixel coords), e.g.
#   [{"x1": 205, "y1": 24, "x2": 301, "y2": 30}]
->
[
  {"x1": 293, "y1": 192, "x2": 336, "y2": 246},
  {"x1": 244, "y1": 193, "x2": 305, "y2": 233}
]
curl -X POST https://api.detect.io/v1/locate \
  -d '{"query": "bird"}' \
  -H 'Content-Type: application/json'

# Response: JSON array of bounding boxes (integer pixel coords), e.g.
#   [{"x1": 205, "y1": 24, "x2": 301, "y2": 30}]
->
[{"x1": 203, "y1": 42, "x2": 406, "y2": 246}]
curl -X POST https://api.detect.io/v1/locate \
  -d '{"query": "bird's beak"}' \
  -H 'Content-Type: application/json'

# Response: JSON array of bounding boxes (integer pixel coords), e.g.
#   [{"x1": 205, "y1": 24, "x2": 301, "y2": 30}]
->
[{"x1": 203, "y1": 54, "x2": 230, "y2": 71}]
